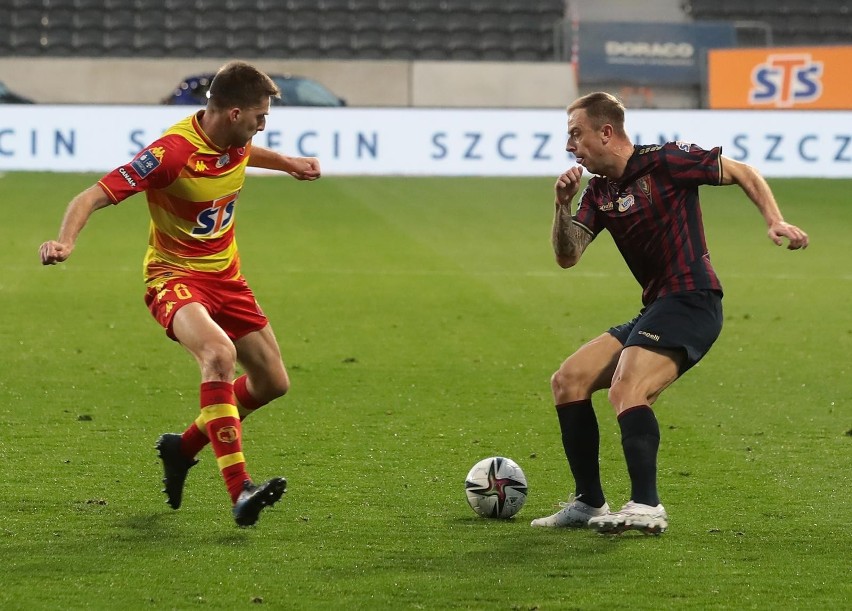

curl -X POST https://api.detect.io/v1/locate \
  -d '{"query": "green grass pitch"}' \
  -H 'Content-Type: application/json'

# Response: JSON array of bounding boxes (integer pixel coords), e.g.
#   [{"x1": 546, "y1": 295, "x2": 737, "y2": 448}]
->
[{"x1": 2, "y1": 171, "x2": 850, "y2": 609}]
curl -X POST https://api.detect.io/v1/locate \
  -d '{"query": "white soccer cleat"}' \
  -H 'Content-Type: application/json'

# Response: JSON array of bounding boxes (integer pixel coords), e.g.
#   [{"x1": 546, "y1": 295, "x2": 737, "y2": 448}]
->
[
  {"x1": 530, "y1": 498, "x2": 610, "y2": 528},
  {"x1": 587, "y1": 500, "x2": 668, "y2": 535}
]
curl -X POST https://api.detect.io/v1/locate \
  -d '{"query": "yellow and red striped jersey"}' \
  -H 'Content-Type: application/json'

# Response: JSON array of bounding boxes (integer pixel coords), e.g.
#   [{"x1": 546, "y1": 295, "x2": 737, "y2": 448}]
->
[{"x1": 98, "y1": 111, "x2": 251, "y2": 285}]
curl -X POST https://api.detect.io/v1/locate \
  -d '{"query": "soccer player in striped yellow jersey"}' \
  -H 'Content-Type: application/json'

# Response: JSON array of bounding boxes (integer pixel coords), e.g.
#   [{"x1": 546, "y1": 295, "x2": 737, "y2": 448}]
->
[{"x1": 39, "y1": 61, "x2": 321, "y2": 527}]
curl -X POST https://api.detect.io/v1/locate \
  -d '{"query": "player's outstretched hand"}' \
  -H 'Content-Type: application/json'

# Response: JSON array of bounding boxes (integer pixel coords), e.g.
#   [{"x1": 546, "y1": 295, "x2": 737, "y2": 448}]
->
[
  {"x1": 39, "y1": 240, "x2": 72, "y2": 265},
  {"x1": 286, "y1": 157, "x2": 321, "y2": 181},
  {"x1": 555, "y1": 166, "x2": 584, "y2": 206},
  {"x1": 768, "y1": 221, "x2": 809, "y2": 250}
]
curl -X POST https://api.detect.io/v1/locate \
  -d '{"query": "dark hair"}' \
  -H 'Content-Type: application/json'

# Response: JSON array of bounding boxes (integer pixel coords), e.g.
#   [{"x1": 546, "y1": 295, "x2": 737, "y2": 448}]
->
[
  {"x1": 207, "y1": 61, "x2": 280, "y2": 110},
  {"x1": 568, "y1": 92, "x2": 626, "y2": 136}
]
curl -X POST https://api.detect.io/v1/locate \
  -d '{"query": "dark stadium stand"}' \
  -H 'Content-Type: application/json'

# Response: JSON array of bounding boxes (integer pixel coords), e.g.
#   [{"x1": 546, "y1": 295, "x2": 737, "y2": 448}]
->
[
  {"x1": 2, "y1": 0, "x2": 848, "y2": 60},
  {"x1": 683, "y1": 0, "x2": 852, "y2": 45},
  {"x1": 0, "y1": 0, "x2": 565, "y2": 60}
]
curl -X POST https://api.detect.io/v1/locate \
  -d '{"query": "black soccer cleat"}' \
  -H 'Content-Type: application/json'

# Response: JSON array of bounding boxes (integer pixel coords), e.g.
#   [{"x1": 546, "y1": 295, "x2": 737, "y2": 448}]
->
[
  {"x1": 156, "y1": 433, "x2": 198, "y2": 510},
  {"x1": 232, "y1": 477, "x2": 287, "y2": 527}
]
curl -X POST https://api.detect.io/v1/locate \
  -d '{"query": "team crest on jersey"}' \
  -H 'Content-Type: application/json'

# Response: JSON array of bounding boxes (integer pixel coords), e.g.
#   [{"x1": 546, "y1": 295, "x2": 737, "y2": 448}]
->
[
  {"x1": 131, "y1": 149, "x2": 162, "y2": 178},
  {"x1": 216, "y1": 153, "x2": 230, "y2": 168},
  {"x1": 636, "y1": 176, "x2": 650, "y2": 196},
  {"x1": 616, "y1": 194, "x2": 635, "y2": 212},
  {"x1": 675, "y1": 140, "x2": 691, "y2": 152}
]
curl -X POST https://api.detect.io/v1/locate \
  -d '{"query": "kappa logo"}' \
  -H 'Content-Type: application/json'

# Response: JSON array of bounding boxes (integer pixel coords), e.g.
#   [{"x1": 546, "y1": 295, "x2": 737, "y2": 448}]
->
[
  {"x1": 195, "y1": 160, "x2": 208, "y2": 172},
  {"x1": 749, "y1": 53, "x2": 824, "y2": 108}
]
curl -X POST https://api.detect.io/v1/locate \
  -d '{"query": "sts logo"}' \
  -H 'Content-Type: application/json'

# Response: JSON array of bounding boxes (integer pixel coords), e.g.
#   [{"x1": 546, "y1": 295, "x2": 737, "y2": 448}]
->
[
  {"x1": 191, "y1": 193, "x2": 238, "y2": 236},
  {"x1": 749, "y1": 53, "x2": 823, "y2": 108}
]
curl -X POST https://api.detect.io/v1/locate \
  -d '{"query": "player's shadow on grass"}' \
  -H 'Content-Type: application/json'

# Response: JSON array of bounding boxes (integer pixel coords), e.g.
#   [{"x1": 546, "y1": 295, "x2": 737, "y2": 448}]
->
[{"x1": 116, "y1": 512, "x2": 253, "y2": 546}]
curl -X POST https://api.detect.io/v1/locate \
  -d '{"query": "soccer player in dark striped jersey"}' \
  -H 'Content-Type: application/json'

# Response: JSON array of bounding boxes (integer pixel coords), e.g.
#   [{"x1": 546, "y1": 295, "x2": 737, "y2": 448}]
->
[
  {"x1": 39, "y1": 61, "x2": 322, "y2": 527},
  {"x1": 530, "y1": 92, "x2": 808, "y2": 534}
]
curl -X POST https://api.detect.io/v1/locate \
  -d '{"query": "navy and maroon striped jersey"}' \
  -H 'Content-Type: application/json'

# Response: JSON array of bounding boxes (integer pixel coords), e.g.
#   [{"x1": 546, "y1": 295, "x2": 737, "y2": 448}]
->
[{"x1": 573, "y1": 141, "x2": 724, "y2": 305}]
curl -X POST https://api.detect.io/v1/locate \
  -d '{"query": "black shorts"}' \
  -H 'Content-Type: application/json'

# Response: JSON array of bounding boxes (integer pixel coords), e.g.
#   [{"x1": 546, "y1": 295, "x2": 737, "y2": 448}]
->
[{"x1": 608, "y1": 290, "x2": 723, "y2": 374}]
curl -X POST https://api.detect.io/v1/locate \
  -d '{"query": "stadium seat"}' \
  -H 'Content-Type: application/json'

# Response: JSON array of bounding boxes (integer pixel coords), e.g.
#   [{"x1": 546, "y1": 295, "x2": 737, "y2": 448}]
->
[
  {"x1": 284, "y1": 30, "x2": 323, "y2": 57},
  {"x1": 105, "y1": 12, "x2": 136, "y2": 31},
  {"x1": 164, "y1": 31, "x2": 199, "y2": 56},
  {"x1": 350, "y1": 30, "x2": 384, "y2": 58},
  {"x1": 318, "y1": 10, "x2": 355, "y2": 32},
  {"x1": 72, "y1": 29, "x2": 106, "y2": 56},
  {"x1": 320, "y1": 30, "x2": 353, "y2": 56},
  {"x1": 9, "y1": 27, "x2": 44, "y2": 55},
  {"x1": 134, "y1": 29, "x2": 168, "y2": 56},
  {"x1": 229, "y1": 29, "x2": 263, "y2": 56},
  {"x1": 165, "y1": 10, "x2": 196, "y2": 32},
  {"x1": 103, "y1": 29, "x2": 136, "y2": 56},
  {"x1": 196, "y1": 28, "x2": 230, "y2": 55},
  {"x1": 223, "y1": 11, "x2": 259, "y2": 32},
  {"x1": 352, "y1": 11, "x2": 385, "y2": 33},
  {"x1": 383, "y1": 10, "x2": 417, "y2": 33},
  {"x1": 11, "y1": 9, "x2": 44, "y2": 29},
  {"x1": 381, "y1": 30, "x2": 417, "y2": 59},
  {"x1": 411, "y1": 11, "x2": 445, "y2": 33}
]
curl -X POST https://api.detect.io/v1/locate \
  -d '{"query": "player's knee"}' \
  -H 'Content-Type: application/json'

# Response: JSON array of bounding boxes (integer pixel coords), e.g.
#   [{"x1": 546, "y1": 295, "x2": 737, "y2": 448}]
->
[
  {"x1": 607, "y1": 378, "x2": 639, "y2": 412},
  {"x1": 199, "y1": 342, "x2": 237, "y2": 379},
  {"x1": 551, "y1": 365, "x2": 585, "y2": 402},
  {"x1": 268, "y1": 371, "x2": 290, "y2": 399}
]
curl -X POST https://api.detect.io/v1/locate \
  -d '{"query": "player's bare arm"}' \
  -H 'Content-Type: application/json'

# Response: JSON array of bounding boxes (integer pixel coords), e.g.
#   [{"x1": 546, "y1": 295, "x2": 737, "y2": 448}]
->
[
  {"x1": 248, "y1": 146, "x2": 321, "y2": 181},
  {"x1": 720, "y1": 155, "x2": 809, "y2": 250},
  {"x1": 552, "y1": 166, "x2": 592, "y2": 267},
  {"x1": 39, "y1": 185, "x2": 112, "y2": 265}
]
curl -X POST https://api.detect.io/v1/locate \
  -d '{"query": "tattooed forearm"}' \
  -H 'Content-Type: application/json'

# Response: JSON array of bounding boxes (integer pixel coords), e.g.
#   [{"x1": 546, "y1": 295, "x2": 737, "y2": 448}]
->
[{"x1": 551, "y1": 202, "x2": 590, "y2": 267}]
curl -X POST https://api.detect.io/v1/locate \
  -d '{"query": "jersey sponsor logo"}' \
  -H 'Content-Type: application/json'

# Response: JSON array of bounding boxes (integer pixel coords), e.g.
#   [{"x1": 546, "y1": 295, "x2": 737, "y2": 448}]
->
[
  {"x1": 616, "y1": 194, "x2": 635, "y2": 212},
  {"x1": 118, "y1": 166, "x2": 137, "y2": 187},
  {"x1": 130, "y1": 148, "x2": 161, "y2": 178},
  {"x1": 191, "y1": 193, "x2": 238, "y2": 236},
  {"x1": 675, "y1": 140, "x2": 691, "y2": 152},
  {"x1": 749, "y1": 53, "x2": 824, "y2": 108},
  {"x1": 599, "y1": 201, "x2": 614, "y2": 211}
]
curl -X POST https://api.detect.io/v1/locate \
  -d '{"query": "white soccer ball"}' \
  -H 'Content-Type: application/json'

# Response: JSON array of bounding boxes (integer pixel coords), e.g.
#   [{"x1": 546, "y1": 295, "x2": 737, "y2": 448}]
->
[{"x1": 464, "y1": 456, "x2": 528, "y2": 519}]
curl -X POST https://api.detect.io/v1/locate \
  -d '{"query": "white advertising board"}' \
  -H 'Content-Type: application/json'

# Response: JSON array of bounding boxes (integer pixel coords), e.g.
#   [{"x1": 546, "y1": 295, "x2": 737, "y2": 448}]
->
[{"x1": 0, "y1": 106, "x2": 849, "y2": 177}]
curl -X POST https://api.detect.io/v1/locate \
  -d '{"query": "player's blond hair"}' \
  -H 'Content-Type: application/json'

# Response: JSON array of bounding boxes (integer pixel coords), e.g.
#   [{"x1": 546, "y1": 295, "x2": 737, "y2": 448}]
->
[{"x1": 569, "y1": 92, "x2": 627, "y2": 137}]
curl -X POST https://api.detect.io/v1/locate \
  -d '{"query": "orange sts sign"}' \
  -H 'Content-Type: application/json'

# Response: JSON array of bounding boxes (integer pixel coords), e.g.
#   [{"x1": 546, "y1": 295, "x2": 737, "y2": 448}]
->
[{"x1": 708, "y1": 46, "x2": 852, "y2": 109}]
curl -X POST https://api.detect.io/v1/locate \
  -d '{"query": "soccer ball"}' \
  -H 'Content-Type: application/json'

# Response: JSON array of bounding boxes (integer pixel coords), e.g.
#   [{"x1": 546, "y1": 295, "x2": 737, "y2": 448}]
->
[{"x1": 464, "y1": 456, "x2": 528, "y2": 519}]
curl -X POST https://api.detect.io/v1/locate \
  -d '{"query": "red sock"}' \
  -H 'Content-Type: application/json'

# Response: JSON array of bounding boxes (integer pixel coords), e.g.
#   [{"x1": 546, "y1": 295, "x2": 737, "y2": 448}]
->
[
  {"x1": 234, "y1": 373, "x2": 268, "y2": 418},
  {"x1": 180, "y1": 418, "x2": 209, "y2": 459},
  {"x1": 180, "y1": 375, "x2": 267, "y2": 457},
  {"x1": 199, "y1": 381, "x2": 250, "y2": 503}
]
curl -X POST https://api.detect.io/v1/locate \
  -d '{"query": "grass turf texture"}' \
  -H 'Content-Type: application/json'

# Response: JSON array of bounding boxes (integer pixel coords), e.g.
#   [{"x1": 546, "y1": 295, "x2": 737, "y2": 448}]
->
[{"x1": 2, "y1": 172, "x2": 849, "y2": 609}]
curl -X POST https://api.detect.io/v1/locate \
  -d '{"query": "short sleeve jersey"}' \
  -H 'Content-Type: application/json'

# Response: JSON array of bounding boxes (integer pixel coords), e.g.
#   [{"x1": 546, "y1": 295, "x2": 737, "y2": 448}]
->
[
  {"x1": 573, "y1": 142, "x2": 724, "y2": 305},
  {"x1": 98, "y1": 111, "x2": 251, "y2": 285}
]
